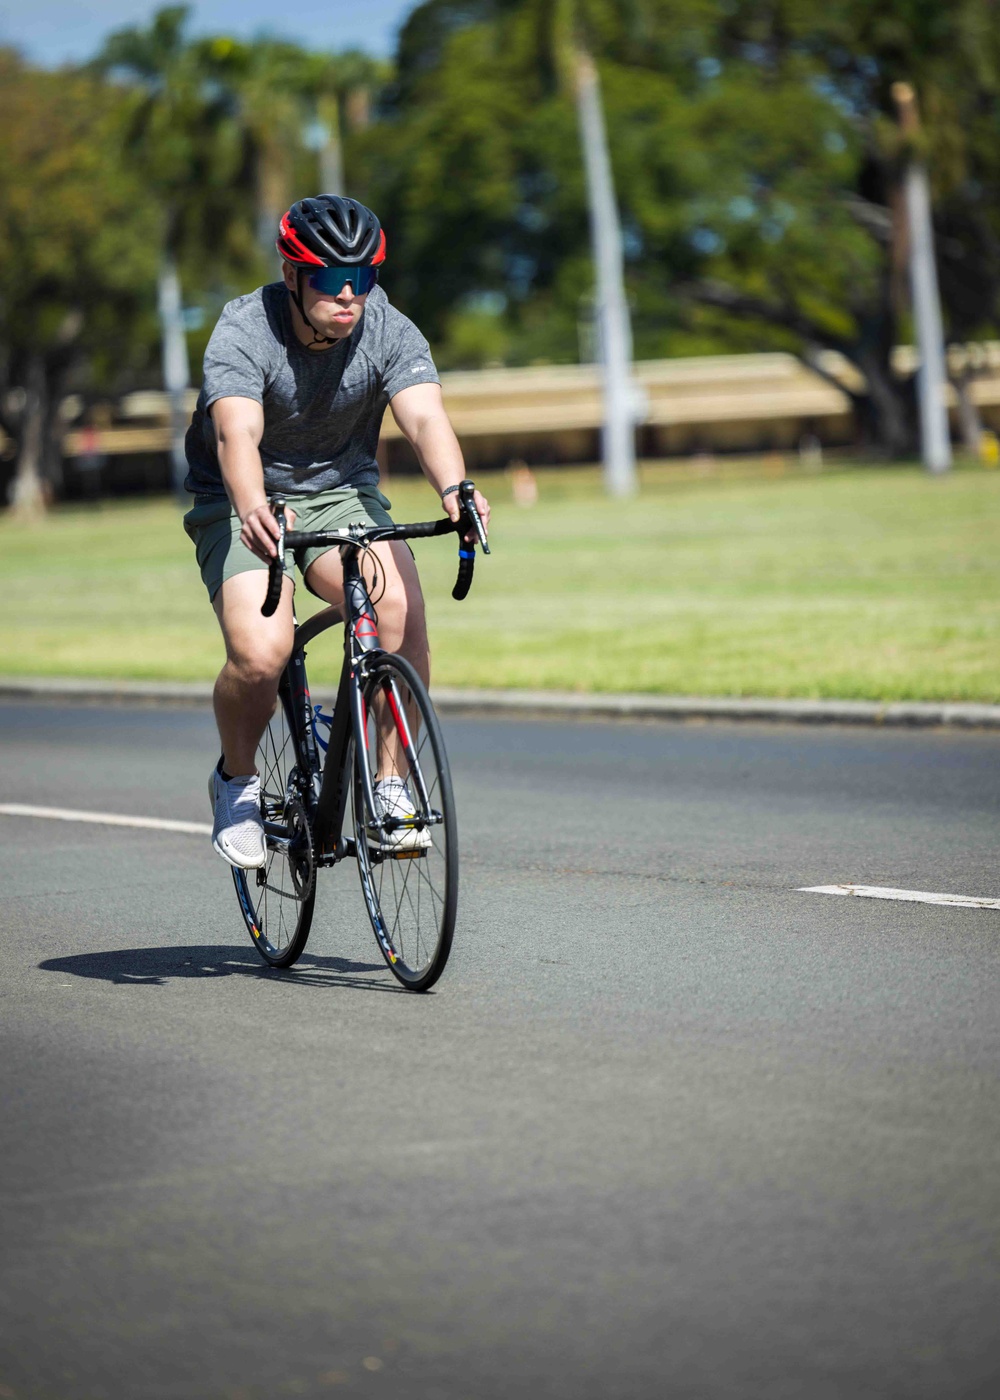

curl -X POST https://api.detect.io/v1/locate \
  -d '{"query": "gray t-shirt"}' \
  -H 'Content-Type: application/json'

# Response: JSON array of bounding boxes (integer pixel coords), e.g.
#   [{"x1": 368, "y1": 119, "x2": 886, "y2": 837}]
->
[{"x1": 184, "y1": 282, "x2": 440, "y2": 497}]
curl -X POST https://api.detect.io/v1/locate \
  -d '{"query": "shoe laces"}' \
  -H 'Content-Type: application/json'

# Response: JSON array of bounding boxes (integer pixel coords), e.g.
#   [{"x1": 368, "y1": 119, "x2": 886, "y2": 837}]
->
[
  {"x1": 375, "y1": 776, "x2": 414, "y2": 818},
  {"x1": 224, "y1": 773, "x2": 261, "y2": 819}
]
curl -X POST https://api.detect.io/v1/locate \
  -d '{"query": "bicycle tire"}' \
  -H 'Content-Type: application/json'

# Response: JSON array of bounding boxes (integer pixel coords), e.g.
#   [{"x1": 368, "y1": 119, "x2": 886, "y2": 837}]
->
[
  {"x1": 352, "y1": 652, "x2": 457, "y2": 991},
  {"x1": 233, "y1": 681, "x2": 317, "y2": 968}
]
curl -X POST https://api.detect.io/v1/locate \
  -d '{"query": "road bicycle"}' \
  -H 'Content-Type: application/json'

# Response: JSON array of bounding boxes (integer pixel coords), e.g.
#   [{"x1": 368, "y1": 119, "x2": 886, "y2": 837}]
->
[{"x1": 232, "y1": 480, "x2": 489, "y2": 991}]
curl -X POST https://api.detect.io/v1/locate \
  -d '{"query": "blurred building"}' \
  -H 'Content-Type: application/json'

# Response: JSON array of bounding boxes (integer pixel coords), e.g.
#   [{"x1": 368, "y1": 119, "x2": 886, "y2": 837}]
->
[{"x1": 6, "y1": 344, "x2": 1000, "y2": 500}]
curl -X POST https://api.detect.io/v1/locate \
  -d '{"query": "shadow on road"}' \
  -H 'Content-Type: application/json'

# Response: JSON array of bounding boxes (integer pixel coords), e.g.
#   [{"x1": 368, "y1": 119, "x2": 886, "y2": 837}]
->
[{"x1": 38, "y1": 944, "x2": 398, "y2": 992}]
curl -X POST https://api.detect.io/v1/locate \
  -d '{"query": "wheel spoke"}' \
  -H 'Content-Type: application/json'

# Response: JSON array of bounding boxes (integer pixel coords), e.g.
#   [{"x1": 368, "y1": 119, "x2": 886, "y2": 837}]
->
[
  {"x1": 234, "y1": 685, "x2": 315, "y2": 968},
  {"x1": 352, "y1": 655, "x2": 456, "y2": 989}
]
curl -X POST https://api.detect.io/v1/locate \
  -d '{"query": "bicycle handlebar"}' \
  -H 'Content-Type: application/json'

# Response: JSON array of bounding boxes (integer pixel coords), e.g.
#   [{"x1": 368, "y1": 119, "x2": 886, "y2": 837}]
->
[
  {"x1": 260, "y1": 479, "x2": 489, "y2": 617},
  {"x1": 452, "y1": 479, "x2": 489, "y2": 602}
]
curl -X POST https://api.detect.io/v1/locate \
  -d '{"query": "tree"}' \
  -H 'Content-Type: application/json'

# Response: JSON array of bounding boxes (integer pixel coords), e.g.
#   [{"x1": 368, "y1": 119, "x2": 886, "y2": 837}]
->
[
  {"x1": 196, "y1": 34, "x2": 388, "y2": 256},
  {"x1": 666, "y1": 0, "x2": 1000, "y2": 454},
  {"x1": 0, "y1": 50, "x2": 160, "y2": 515},
  {"x1": 96, "y1": 8, "x2": 257, "y2": 275},
  {"x1": 96, "y1": 6, "x2": 261, "y2": 492},
  {"x1": 97, "y1": 9, "x2": 391, "y2": 489},
  {"x1": 358, "y1": 0, "x2": 1000, "y2": 452}
]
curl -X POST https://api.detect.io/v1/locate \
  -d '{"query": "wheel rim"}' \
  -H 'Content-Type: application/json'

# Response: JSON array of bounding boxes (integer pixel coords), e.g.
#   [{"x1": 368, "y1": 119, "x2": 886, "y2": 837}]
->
[
  {"x1": 353, "y1": 660, "x2": 456, "y2": 986},
  {"x1": 234, "y1": 698, "x2": 314, "y2": 964}
]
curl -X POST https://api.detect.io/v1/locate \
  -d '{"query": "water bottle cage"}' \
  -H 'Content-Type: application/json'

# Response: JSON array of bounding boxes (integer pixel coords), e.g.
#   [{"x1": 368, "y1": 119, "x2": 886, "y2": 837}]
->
[{"x1": 311, "y1": 702, "x2": 333, "y2": 752}]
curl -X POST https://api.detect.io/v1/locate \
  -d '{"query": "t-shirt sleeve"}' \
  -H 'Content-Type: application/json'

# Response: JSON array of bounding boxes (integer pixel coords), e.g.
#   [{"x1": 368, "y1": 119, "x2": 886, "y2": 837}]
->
[
  {"x1": 200, "y1": 304, "x2": 268, "y2": 409},
  {"x1": 381, "y1": 311, "x2": 441, "y2": 402}
]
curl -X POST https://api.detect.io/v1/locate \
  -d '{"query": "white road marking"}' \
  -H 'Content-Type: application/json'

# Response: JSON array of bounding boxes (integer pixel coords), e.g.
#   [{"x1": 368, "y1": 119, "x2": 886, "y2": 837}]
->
[
  {"x1": 0, "y1": 803, "x2": 211, "y2": 836},
  {"x1": 799, "y1": 884, "x2": 1000, "y2": 910}
]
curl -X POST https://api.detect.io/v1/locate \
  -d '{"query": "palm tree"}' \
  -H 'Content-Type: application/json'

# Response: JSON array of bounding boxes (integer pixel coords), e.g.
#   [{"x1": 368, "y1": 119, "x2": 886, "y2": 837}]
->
[
  {"x1": 98, "y1": 8, "x2": 392, "y2": 498},
  {"x1": 503, "y1": 0, "x2": 639, "y2": 493},
  {"x1": 206, "y1": 37, "x2": 389, "y2": 262},
  {"x1": 96, "y1": 6, "x2": 256, "y2": 496}
]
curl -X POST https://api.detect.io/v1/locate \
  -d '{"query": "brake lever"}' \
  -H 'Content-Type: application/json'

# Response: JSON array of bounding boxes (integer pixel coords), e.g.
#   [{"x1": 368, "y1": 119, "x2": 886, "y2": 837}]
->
[{"x1": 458, "y1": 479, "x2": 490, "y2": 553}]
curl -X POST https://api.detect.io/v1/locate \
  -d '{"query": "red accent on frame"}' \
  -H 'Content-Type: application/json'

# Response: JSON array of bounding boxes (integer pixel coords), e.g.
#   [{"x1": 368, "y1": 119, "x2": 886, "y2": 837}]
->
[
  {"x1": 355, "y1": 613, "x2": 379, "y2": 641},
  {"x1": 385, "y1": 682, "x2": 415, "y2": 762}
]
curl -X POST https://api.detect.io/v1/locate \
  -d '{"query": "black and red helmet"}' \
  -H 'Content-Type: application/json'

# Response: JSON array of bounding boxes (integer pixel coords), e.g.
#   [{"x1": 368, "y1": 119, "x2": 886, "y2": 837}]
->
[{"x1": 277, "y1": 195, "x2": 386, "y2": 268}]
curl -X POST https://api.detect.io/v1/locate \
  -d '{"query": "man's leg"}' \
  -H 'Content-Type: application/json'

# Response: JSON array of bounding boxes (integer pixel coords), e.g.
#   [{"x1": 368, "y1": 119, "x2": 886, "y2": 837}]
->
[
  {"x1": 212, "y1": 569, "x2": 296, "y2": 776},
  {"x1": 304, "y1": 539, "x2": 429, "y2": 682}
]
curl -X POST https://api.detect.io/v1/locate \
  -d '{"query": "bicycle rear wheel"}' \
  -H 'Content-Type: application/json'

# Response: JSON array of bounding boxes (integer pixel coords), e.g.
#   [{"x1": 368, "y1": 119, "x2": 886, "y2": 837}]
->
[
  {"x1": 233, "y1": 685, "x2": 316, "y2": 968},
  {"x1": 352, "y1": 652, "x2": 457, "y2": 991}
]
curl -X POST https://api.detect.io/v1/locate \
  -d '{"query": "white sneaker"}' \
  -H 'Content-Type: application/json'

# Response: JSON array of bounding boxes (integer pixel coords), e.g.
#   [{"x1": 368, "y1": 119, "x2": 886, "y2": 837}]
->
[
  {"x1": 209, "y1": 767, "x2": 266, "y2": 869},
  {"x1": 373, "y1": 776, "x2": 432, "y2": 852}
]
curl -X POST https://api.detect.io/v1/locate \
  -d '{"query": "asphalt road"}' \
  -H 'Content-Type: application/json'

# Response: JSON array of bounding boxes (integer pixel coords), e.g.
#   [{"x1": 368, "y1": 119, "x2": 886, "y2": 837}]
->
[{"x1": 1, "y1": 702, "x2": 998, "y2": 1400}]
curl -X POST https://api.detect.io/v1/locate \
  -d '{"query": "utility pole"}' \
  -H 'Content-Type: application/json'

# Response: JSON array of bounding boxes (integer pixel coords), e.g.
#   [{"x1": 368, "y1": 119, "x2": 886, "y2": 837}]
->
[
  {"x1": 575, "y1": 50, "x2": 638, "y2": 497},
  {"x1": 892, "y1": 82, "x2": 951, "y2": 474},
  {"x1": 157, "y1": 255, "x2": 191, "y2": 500}
]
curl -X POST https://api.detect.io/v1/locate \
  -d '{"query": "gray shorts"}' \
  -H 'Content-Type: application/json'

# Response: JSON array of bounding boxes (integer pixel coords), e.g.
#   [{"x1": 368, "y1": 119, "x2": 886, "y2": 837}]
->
[{"x1": 183, "y1": 485, "x2": 395, "y2": 601}]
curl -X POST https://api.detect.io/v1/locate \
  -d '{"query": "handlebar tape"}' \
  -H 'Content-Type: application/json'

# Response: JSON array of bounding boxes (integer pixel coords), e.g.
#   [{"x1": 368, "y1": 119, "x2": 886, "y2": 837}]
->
[
  {"x1": 452, "y1": 548, "x2": 476, "y2": 601},
  {"x1": 391, "y1": 519, "x2": 456, "y2": 540},
  {"x1": 261, "y1": 505, "x2": 286, "y2": 617},
  {"x1": 283, "y1": 519, "x2": 454, "y2": 550},
  {"x1": 261, "y1": 555, "x2": 284, "y2": 617}
]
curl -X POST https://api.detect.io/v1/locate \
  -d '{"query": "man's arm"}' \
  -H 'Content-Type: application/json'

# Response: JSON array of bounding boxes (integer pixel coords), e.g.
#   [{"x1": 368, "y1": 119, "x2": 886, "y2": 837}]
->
[
  {"x1": 389, "y1": 382, "x2": 490, "y2": 535},
  {"x1": 210, "y1": 396, "x2": 290, "y2": 560}
]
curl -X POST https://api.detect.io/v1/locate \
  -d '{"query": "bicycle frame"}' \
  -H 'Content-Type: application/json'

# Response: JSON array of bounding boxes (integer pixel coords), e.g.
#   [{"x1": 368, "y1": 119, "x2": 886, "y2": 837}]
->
[
  {"x1": 276, "y1": 540, "x2": 393, "y2": 864},
  {"x1": 238, "y1": 483, "x2": 485, "y2": 981}
]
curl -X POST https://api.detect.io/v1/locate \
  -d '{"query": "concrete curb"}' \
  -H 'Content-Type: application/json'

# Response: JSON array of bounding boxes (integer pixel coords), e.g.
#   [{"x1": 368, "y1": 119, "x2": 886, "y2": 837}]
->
[{"x1": 2, "y1": 676, "x2": 999, "y2": 729}]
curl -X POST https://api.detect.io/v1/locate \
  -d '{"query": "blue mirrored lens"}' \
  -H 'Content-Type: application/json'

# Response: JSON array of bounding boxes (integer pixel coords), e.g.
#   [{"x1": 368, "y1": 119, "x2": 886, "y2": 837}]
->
[{"x1": 306, "y1": 265, "x2": 378, "y2": 295}]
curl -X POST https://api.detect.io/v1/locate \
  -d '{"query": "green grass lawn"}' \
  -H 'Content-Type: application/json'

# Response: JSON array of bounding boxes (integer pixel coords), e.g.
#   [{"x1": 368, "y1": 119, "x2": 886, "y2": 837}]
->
[{"x1": 1, "y1": 459, "x2": 998, "y2": 701}]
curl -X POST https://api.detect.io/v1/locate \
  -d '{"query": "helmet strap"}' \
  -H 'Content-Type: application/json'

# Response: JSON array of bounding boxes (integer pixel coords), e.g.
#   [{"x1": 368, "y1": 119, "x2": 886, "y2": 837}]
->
[{"x1": 290, "y1": 269, "x2": 337, "y2": 349}]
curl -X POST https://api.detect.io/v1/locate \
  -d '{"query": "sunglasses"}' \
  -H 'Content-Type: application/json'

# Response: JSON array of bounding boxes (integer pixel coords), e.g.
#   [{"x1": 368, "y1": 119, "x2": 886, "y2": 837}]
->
[{"x1": 306, "y1": 264, "x2": 379, "y2": 296}]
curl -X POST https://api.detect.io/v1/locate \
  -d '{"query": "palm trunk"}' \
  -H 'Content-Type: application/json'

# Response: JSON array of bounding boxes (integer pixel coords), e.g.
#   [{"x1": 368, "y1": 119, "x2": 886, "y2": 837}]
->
[
  {"x1": 10, "y1": 352, "x2": 49, "y2": 520},
  {"x1": 256, "y1": 146, "x2": 288, "y2": 258},
  {"x1": 157, "y1": 256, "x2": 191, "y2": 500},
  {"x1": 318, "y1": 94, "x2": 344, "y2": 195},
  {"x1": 575, "y1": 51, "x2": 637, "y2": 497},
  {"x1": 952, "y1": 366, "x2": 983, "y2": 455},
  {"x1": 854, "y1": 346, "x2": 916, "y2": 457}
]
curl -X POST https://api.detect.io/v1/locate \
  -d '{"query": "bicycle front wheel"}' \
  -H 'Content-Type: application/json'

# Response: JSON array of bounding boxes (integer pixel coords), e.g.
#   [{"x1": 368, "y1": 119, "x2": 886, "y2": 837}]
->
[
  {"x1": 233, "y1": 689, "x2": 316, "y2": 969},
  {"x1": 352, "y1": 653, "x2": 457, "y2": 991}
]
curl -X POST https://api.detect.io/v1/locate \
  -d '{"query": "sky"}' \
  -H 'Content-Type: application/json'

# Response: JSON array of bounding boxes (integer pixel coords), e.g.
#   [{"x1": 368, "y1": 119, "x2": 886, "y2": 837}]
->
[{"x1": 0, "y1": 0, "x2": 420, "y2": 66}]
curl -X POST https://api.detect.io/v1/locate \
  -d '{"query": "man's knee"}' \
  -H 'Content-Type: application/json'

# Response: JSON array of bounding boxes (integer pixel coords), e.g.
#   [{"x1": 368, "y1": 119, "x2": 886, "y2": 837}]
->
[
  {"x1": 214, "y1": 573, "x2": 294, "y2": 687},
  {"x1": 223, "y1": 637, "x2": 291, "y2": 689},
  {"x1": 377, "y1": 586, "x2": 427, "y2": 653},
  {"x1": 377, "y1": 547, "x2": 426, "y2": 629}
]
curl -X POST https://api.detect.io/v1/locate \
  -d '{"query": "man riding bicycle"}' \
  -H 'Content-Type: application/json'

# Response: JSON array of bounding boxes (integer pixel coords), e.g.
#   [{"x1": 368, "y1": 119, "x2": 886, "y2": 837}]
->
[{"x1": 183, "y1": 194, "x2": 490, "y2": 870}]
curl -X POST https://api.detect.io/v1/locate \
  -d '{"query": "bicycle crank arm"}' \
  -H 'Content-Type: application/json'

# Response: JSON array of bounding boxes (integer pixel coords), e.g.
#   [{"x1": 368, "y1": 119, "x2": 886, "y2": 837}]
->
[{"x1": 315, "y1": 837, "x2": 357, "y2": 866}]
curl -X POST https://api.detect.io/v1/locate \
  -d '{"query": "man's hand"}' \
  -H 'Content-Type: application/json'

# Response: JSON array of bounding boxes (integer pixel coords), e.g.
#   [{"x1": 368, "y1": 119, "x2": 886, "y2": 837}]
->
[
  {"x1": 442, "y1": 485, "x2": 490, "y2": 545},
  {"x1": 240, "y1": 501, "x2": 297, "y2": 561}
]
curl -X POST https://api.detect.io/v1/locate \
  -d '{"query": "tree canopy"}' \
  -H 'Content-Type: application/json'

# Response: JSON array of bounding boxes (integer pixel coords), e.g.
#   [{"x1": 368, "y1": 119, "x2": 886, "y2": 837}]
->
[
  {"x1": 0, "y1": 49, "x2": 161, "y2": 503},
  {"x1": 0, "y1": 8, "x2": 383, "y2": 505},
  {"x1": 354, "y1": 0, "x2": 1000, "y2": 449},
  {"x1": 1, "y1": 0, "x2": 999, "y2": 501}
]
